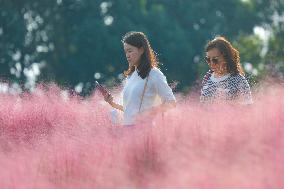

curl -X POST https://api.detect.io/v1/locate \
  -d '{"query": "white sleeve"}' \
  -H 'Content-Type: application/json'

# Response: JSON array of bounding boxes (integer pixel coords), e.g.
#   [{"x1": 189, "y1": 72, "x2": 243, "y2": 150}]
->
[
  {"x1": 119, "y1": 79, "x2": 127, "y2": 105},
  {"x1": 152, "y1": 69, "x2": 176, "y2": 103}
]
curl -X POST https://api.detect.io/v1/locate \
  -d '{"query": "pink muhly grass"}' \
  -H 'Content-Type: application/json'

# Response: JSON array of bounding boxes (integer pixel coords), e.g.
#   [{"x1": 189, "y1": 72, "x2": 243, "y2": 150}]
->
[{"x1": 0, "y1": 83, "x2": 283, "y2": 188}]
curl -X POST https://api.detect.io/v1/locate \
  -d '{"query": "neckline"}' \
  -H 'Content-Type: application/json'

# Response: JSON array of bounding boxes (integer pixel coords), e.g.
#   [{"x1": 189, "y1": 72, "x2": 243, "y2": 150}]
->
[{"x1": 210, "y1": 73, "x2": 231, "y2": 82}]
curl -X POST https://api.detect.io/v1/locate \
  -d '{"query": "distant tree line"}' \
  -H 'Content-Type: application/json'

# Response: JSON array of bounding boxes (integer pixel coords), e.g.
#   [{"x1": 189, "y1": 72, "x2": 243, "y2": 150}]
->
[{"x1": 0, "y1": 0, "x2": 283, "y2": 95}]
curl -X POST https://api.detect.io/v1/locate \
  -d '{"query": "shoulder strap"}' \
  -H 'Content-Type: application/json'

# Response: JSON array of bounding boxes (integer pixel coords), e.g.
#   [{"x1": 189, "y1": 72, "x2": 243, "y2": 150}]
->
[{"x1": 139, "y1": 76, "x2": 149, "y2": 112}]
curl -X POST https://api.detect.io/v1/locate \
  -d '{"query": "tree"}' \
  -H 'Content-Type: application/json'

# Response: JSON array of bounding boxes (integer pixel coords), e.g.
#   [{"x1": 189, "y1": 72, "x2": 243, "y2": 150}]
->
[{"x1": 1, "y1": 0, "x2": 283, "y2": 95}]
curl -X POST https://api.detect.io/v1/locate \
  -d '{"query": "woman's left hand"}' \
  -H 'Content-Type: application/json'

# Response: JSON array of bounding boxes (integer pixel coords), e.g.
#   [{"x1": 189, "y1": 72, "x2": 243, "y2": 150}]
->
[{"x1": 136, "y1": 107, "x2": 159, "y2": 124}]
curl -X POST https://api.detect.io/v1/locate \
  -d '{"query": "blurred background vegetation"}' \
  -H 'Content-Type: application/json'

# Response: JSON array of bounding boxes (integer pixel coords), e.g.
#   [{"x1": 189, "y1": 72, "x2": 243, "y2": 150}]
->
[{"x1": 1, "y1": 0, "x2": 284, "y2": 95}]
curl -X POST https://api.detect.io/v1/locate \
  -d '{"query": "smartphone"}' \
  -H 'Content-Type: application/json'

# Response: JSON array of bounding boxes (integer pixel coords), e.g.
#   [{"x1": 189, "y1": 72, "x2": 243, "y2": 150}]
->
[{"x1": 95, "y1": 81, "x2": 110, "y2": 97}]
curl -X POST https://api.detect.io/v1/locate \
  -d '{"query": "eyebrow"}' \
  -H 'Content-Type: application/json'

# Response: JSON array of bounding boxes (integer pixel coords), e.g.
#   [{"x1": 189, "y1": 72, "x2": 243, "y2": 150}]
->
[
  {"x1": 206, "y1": 56, "x2": 220, "y2": 58},
  {"x1": 124, "y1": 47, "x2": 134, "y2": 52}
]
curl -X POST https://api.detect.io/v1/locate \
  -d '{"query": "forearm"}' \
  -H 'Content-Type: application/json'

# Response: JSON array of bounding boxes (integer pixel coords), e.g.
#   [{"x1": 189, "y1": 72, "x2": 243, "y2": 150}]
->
[
  {"x1": 104, "y1": 94, "x2": 124, "y2": 111},
  {"x1": 150, "y1": 100, "x2": 176, "y2": 115},
  {"x1": 109, "y1": 101, "x2": 124, "y2": 112},
  {"x1": 160, "y1": 100, "x2": 176, "y2": 111}
]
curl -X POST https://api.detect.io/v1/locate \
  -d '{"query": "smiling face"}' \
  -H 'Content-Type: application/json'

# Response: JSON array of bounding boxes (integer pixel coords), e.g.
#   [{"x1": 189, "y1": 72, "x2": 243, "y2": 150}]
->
[
  {"x1": 206, "y1": 48, "x2": 227, "y2": 75},
  {"x1": 123, "y1": 43, "x2": 144, "y2": 67}
]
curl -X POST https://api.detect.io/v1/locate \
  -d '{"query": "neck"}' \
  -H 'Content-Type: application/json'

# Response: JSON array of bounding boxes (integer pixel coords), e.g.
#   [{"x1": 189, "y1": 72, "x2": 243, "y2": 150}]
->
[
  {"x1": 134, "y1": 61, "x2": 141, "y2": 69},
  {"x1": 214, "y1": 69, "x2": 228, "y2": 77}
]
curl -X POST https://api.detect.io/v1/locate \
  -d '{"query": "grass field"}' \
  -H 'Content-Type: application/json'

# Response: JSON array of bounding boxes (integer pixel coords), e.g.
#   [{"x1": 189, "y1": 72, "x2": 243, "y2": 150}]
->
[{"x1": 0, "y1": 83, "x2": 283, "y2": 189}]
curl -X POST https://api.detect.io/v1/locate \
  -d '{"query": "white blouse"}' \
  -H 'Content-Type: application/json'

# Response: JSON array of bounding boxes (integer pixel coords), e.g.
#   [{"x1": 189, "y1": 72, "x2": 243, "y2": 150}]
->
[{"x1": 122, "y1": 68, "x2": 175, "y2": 125}]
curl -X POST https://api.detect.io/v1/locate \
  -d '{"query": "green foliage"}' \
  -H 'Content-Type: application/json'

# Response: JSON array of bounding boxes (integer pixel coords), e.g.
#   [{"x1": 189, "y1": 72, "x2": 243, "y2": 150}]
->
[
  {"x1": 0, "y1": 0, "x2": 283, "y2": 94},
  {"x1": 263, "y1": 27, "x2": 284, "y2": 79}
]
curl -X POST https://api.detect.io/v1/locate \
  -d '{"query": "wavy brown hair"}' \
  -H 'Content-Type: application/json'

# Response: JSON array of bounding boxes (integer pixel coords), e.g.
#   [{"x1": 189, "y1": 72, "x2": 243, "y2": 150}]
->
[
  {"x1": 122, "y1": 31, "x2": 158, "y2": 79},
  {"x1": 205, "y1": 36, "x2": 244, "y2": 75}
]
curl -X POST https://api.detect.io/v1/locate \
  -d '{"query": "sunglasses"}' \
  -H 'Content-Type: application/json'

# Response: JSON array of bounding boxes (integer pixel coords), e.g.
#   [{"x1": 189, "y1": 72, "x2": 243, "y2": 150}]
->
[{"x1": 205, "y1": 56, "x2": 221, "y2": 64}]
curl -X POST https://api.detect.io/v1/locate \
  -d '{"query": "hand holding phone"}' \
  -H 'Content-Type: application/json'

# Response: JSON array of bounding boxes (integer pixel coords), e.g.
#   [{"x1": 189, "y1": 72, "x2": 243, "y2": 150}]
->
[{"x1": 95, "y1": 81, "x2": 111, "y2": 98}]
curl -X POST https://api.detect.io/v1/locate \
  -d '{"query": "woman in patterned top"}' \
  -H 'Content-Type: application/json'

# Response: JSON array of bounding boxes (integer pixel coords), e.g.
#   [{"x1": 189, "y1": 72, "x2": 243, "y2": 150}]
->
[{"x1": 200, "y1": 36, "x2": 253, "y2": 105}]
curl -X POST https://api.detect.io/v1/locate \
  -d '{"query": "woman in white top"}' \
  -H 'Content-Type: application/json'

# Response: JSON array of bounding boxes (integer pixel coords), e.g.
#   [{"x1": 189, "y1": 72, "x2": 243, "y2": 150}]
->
[{"x1": 104, "y1": 31, "x2": 176, "y2": 125}]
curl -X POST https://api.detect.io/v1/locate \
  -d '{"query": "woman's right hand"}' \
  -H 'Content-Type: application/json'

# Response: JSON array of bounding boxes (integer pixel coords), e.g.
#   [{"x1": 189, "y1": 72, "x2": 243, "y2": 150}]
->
[
  {"x1": 103, "y1": 93, "x2": 124, "y2": 112},
  {"x1": 104, "y1": 93, "x2": 113, "y2": 105}
]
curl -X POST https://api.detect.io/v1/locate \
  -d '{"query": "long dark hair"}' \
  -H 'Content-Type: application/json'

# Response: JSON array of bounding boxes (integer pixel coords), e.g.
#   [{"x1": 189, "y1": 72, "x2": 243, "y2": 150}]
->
[
  {"x1": 205, "y1": 36, "x2": 244, "y2": 75},
  {"x1": 122, "y1": 31, "x2": 158, "y2": 79}
]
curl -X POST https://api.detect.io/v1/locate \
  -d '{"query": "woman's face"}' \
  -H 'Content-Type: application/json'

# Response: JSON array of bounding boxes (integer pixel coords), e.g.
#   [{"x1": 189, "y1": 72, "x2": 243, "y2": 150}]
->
[
  {"x1": 206, "y1": 48, "x2": 227, "y2": 73},
  {"x1": 123, "y1": 43, "x2": 144, "y2": 67}
]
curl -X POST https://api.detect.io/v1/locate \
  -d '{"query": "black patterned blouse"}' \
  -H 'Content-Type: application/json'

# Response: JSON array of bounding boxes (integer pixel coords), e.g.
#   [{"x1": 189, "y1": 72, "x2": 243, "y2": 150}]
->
[{"x1": 200, "y1": 71, "x2": 253, "y2": 104}]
